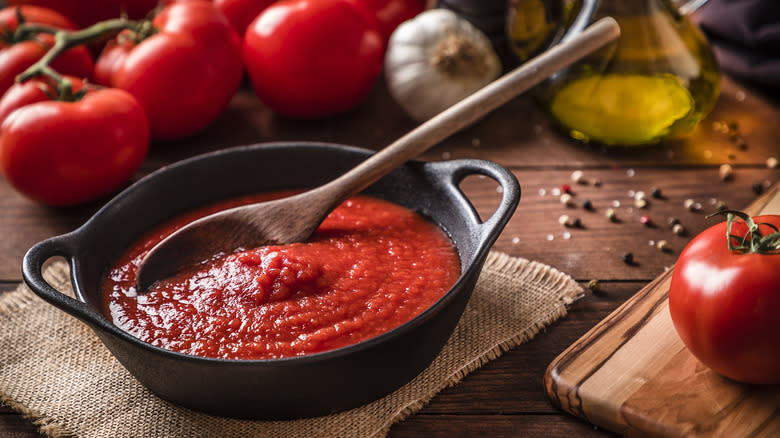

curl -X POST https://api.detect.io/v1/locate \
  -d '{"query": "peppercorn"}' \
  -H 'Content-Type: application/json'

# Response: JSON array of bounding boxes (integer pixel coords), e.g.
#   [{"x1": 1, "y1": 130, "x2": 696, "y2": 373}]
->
[
  {"x1": 752, "y1": 182, "x2": 765, "y2": 195},
  {"x1": 571, "y1": 170, "x2": 585, "y2": 184},
  {"x1": 561, "y1": 183, "x2": 572, "y2": 194},
  {"x1": 634, "y1": 198, "x2": 648, "y2": 209},
  {"x1": 622, "y1": 252, "x2": 634, "y2": 264},
  {"x1": 560, "y1": 193, "x2": 574, "y2": 206},
  {"x1": 673, "y1": 223, "x2": 686, "y2": 236},
  {"x1": 587, "y1": 279, "x2": 601, "y2": 293},
  {"x1": 606, "y1": 208, "x2": 617, "y2": 222},
  {"x1": 582, "y1": 199, "x2": 593, "y2": 210},
  {"x1": 639, "y1": 215, "x2": 652, "y2": 226},
  {"x1": 667, "y1": 217, "x2": 681, "y2": 227},
  {"x1": 558, "y1": 214, "x2": 570, "y2": 226},
  {"x1": 656, "y1": 240, "x2": 669, "y2": 252},
  {"x1": 651, "y1": 187, "x2": 662, "y2": 198},
  {"x1": 715, "y1": 200, "x2": 728, "y2": 212}
]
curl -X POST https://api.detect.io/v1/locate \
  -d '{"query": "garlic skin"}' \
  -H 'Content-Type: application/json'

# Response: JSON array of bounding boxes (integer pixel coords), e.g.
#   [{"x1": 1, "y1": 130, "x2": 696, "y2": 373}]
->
[{"x1": 384, "y1": 9, "x2": 502, "y2": 122}]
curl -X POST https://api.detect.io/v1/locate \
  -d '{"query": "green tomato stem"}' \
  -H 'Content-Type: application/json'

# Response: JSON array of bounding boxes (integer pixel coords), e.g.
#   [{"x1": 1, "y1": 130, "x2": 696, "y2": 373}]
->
[
  {"x1": 15, "y1": 17, "x2": 146, "y2": 94},
  {"x1": 710, "y1": 209, "x2": 780, "y2": 254}
]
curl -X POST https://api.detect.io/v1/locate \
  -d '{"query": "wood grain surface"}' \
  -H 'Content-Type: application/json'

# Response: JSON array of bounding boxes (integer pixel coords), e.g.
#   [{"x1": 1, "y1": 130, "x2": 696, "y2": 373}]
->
[
  {"x1": 544, "y1": 184, "x2": 780, "y2": 438},
  {"x1": 0, "y1": 68, "x2": 778, "y2": 437}
]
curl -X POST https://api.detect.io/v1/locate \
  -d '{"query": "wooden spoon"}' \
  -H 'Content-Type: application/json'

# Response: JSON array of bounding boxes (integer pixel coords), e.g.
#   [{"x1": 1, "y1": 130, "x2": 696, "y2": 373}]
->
[{"x1": 135, "y1": 17, "x2": 620, "y2": 291}]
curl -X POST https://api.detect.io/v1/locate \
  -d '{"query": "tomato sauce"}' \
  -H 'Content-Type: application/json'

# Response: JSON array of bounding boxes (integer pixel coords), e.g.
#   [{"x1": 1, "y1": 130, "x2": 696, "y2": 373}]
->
[{"x1": 102, "y1": 193, "x2": 460, "y2": 360}]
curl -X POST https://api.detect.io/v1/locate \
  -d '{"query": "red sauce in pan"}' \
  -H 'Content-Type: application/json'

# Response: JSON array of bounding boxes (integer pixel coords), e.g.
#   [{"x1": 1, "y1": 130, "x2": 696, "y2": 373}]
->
[{"x1": 102, "y1": 193, "x2": 460, "y2": 360}]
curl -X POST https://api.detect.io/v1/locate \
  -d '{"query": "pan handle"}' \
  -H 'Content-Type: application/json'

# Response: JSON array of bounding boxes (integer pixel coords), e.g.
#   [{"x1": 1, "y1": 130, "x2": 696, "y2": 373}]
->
[
  {"x1": 428, "y1": 159, "x2": 520, "y2": 242},
  {"x1": 22, "y1": 233, "x2": 102, "y2": 325}
]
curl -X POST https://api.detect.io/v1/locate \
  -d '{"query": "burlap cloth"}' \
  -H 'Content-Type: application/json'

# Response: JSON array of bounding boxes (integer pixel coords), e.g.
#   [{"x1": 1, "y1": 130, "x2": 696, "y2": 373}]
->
[{"x1": 0, "y1": 251, "x2": 583, "y2": 438}]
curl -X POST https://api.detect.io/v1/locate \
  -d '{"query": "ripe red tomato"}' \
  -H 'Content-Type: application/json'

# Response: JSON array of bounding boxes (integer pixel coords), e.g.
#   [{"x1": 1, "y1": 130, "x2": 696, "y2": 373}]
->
[
  {"x1": 0, "y1": 77, "x2": 149, "y2": 206},
  {"x1": 7, "y1": 0, "x2": 161, "y2": 29},
  {"x1": 669, "y1": 213, "x2": 780, "y2": 384},
  {"x1": 242, "y1": 0, "x2": 384, "y2": 119},
  {"x1": 0, "y1": 6, "x2": 93, "y2": 97},
  {"x1": 361, "y1": 0, "x2": 425, "y2": 44},
  {"x1": 214, "y1": 0, "x2": 277, "y2": 37},
  {"x1": 94, "y1": 1, "x2": 243, "y2": 140}
]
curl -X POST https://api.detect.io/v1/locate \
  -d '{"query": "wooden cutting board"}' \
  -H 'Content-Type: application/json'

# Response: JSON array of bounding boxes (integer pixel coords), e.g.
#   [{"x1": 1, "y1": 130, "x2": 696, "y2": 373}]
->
[{"x1": 545, "y1": 182, "x2": 780, "y2": 438}]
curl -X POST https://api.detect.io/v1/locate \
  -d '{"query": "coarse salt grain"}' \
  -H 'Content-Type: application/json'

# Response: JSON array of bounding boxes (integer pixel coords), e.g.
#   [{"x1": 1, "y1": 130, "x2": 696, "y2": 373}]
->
[{"x1": 719, "y1": 163, "x2": 733, "y2": 180}]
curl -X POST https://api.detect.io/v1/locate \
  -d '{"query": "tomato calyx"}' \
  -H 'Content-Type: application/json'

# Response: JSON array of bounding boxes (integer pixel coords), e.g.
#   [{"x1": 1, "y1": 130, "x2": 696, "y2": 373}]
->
[
  {"x1": 710, "y1": 209, "x2": 780, "y2": 254},
  {"x1": 115, "y1": 18, "x2": 157, "y2": 45}
]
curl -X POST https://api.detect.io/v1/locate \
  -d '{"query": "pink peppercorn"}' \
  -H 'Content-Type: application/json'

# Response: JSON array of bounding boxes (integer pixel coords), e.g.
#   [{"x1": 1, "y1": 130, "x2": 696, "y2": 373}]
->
[
  {"x1": 640, "y1": 215, "x2": 652, "y2": 226},
  {"x1": 561, "y1": 183, "x2": 572, "y2": 194}
]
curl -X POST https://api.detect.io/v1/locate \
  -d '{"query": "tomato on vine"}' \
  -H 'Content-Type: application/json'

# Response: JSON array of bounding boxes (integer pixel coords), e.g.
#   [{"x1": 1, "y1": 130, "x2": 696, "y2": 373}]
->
[
  {"x1": 669, "y1": 211, "x2": 780, "y2": 384},
  {"x1": 214, "y1": 0, "x2": 277, "y2": 37},
  {"x1": 0, "y1": 77, "x2": 149, "y2": 206},
  {"x1": 361, "y1": 0, "x2": 425, "y2": 44},
  {"x1": 95, "y1": 1, "x2": 243, "y2": 140},
  {"x1": 7, "y1": 0, "x2": 161, "y2": 29},
  {"x1": 242, "y1": 0, "x2": 384, "y2": 119}
]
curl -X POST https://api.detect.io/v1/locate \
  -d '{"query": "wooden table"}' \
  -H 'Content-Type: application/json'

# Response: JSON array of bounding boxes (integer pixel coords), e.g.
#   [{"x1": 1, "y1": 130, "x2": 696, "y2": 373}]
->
[{"x1": 1, "y1": 73, "x2": 778, "y2": 437}]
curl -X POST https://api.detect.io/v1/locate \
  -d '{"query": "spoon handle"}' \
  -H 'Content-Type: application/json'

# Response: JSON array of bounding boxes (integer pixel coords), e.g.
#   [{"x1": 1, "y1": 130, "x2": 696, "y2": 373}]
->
[{"x1": 316, "y1": 16, "x2": 620, "y2": 203}]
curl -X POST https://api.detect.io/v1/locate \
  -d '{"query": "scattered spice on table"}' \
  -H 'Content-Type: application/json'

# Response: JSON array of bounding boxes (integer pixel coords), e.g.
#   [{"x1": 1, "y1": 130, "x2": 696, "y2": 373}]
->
[{"x1": 719, "y1": 163, "x2": 733, "y2": 181}]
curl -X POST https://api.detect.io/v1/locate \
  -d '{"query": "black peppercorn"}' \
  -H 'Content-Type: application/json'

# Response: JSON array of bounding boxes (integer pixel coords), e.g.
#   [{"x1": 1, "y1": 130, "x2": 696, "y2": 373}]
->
[{"x1": 622, "y1": 252, "x2": 634, "y2": 264}]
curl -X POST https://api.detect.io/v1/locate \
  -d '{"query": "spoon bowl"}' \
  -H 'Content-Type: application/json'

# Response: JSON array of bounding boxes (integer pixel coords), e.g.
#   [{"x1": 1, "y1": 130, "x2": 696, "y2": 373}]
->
[{"x1": 135, "y1": 17, "x2": 621, "y2": 291}]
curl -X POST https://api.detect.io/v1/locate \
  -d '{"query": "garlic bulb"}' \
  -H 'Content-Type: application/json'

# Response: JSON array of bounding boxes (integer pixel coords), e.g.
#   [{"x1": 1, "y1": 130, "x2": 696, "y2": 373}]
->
[{"x1": 384, "y1": 8, "x2": 502, "y2": 122}]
